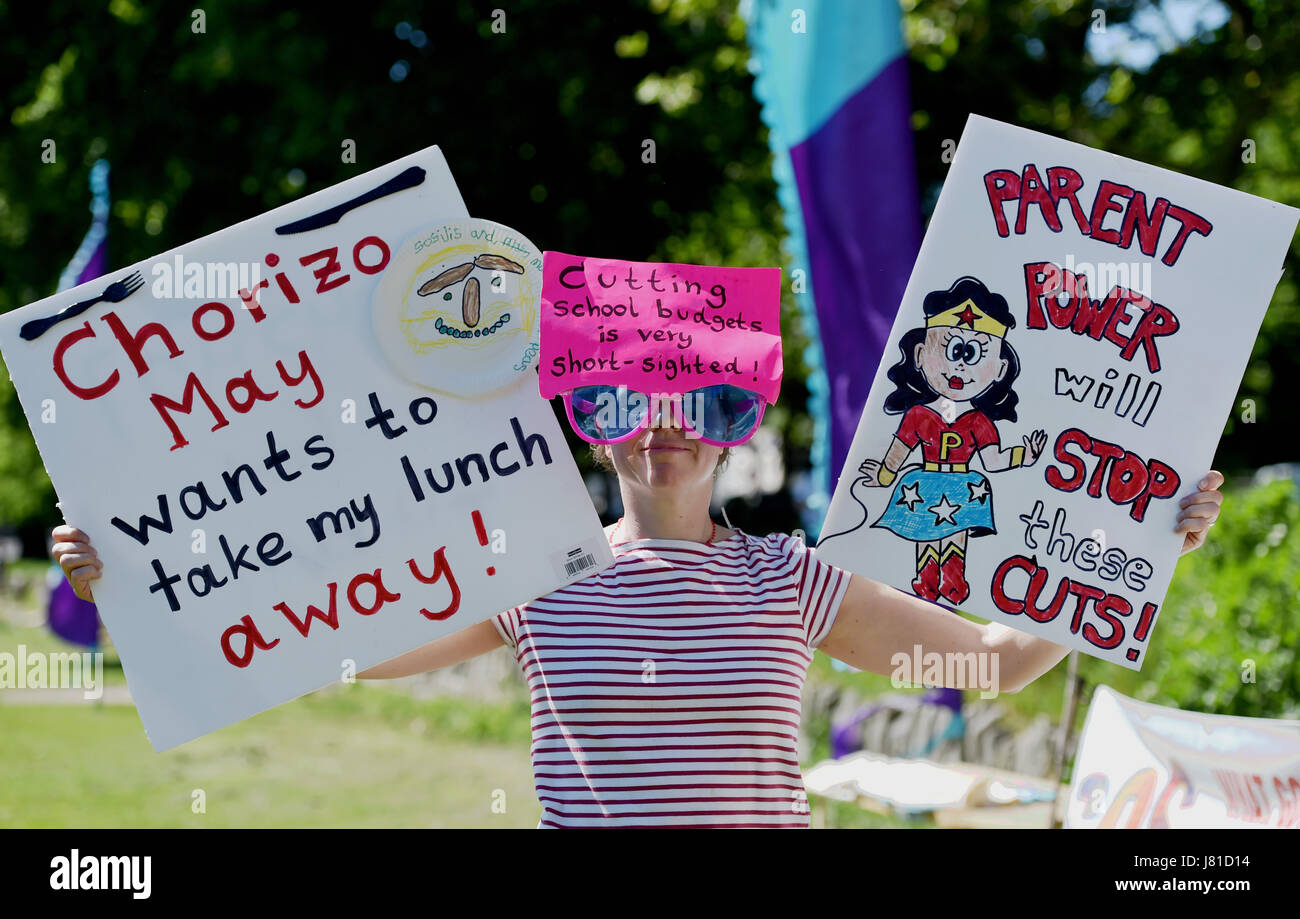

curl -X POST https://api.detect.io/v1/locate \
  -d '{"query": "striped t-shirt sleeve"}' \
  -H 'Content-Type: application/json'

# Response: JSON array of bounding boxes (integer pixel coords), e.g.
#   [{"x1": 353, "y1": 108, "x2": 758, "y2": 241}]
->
[
  {"x1": 492, "y1": 607, "x2": 522, "y2": 650},
  {"x1": 791, "y1": 535, "x2": 851, "y2": 649}
]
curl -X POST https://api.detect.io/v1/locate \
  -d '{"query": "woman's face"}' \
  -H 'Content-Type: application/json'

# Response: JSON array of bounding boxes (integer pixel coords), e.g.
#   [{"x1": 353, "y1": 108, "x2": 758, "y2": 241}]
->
[
  {"x1": 914, "y1": 327, "x2": 1008, "y2": 402},
  {"x1": 604, "y1": 401, "x2": 722, "y2": 492}
]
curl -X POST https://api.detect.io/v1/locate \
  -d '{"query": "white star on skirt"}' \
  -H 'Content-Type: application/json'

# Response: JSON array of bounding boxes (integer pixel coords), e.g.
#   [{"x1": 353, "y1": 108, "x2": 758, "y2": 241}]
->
[
  {"x1": 898, "y1": 482, "x2": 924, "y2": 510},
  {"x1": 928, "y1": 494, "x2": 961, "y2": 525}
]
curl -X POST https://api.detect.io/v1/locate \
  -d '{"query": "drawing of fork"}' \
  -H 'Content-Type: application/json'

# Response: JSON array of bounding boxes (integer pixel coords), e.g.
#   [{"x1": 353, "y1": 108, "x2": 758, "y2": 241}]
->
[{"x1": 20, "y1": 271, "x2": 147, "y2": 341}]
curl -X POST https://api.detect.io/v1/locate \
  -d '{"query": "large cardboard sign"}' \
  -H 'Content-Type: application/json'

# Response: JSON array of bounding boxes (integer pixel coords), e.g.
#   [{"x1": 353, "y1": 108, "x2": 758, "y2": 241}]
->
[
  {"x1": 0, "y1": 148, "x2": 610, "y2": 750},
  {"x1": 816, "y1": 115, "x2": 1298, "y2": 669},
  {"x1": 1066, "y1": 686, "x2": 1300, "y2": 828}
]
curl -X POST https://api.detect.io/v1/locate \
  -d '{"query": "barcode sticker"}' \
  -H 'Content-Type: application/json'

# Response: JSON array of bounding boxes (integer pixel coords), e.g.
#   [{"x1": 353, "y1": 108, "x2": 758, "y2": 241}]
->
[
  {"x1": 549, "y1": 540, "x2": 606, "y2": 583},
  {"x1": 564, "y1": 553, "x2": 596, "y2": 577}
]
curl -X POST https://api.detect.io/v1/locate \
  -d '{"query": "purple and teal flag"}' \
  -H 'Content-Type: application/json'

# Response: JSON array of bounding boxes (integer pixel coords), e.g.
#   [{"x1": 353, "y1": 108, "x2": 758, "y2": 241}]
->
[
  {"x1": 743, "y1": 0, "x2": 921, "y2": 534},
  {"x1": 57, "y1": 159, "x2": 111, "y2": 291}
]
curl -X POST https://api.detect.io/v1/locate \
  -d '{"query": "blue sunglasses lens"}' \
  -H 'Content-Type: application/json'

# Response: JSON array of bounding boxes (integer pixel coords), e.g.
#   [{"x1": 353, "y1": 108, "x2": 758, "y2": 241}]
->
[
  {"x1": 569, "y1": 385, "x2": 648, "y2": 441},
  {"x1": 568, "y1": 383, "x2": 763, "y2": 444},
  {"x1": 692, "y1": 385, "x2": 763, "y2": 443}
]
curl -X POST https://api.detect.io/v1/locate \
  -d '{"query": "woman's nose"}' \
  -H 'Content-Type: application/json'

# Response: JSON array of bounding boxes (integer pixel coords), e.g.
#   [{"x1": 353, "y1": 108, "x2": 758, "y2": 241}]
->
[{"x1": 649, "y1": 394, "x2": 682, "y2": 428}]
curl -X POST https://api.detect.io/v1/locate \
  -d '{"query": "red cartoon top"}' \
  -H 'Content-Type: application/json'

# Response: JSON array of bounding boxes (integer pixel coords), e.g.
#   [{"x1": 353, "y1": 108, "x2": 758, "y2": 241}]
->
[{"x1": 894, "y1": 404, "x2": 999, "y2": 464}]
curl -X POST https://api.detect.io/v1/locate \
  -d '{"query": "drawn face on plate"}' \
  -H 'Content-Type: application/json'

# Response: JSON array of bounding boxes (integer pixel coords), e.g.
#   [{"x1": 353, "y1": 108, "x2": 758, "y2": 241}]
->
[
  {"x1": 372, "y1": 218, "x2": 541, "y2": 398},
  {"x1": 414, "y1": 254, "x2": 524, "y2": 337}
]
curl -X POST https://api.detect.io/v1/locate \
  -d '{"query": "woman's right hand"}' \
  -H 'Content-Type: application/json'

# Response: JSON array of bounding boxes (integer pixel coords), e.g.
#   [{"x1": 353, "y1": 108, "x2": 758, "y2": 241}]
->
[
  {"x1": 858, "y1": 458, "x2": 883, "y2": 487},
  {"x1": 51, "y1": 525, "x2": 102, "y2": 603}
]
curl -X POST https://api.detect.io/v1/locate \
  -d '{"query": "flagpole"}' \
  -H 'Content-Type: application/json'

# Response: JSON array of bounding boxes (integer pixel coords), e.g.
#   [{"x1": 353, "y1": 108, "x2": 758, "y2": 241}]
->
[{"x1": 1048, "y1": 649, "x2": 1082, "y2": 828}]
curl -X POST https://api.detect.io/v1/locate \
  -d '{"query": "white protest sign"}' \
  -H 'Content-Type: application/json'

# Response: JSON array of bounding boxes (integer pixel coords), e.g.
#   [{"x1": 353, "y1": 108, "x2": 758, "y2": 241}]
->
[
  {"x1": 0, "y1": 147, "x2": 611, "y2": 750},
  {"x1": 816, "y1": 114, "x2": 1298, "y2": 669},
  {"x1": 1066, "y1": 686, "x2": 1300, "y2": 828}
]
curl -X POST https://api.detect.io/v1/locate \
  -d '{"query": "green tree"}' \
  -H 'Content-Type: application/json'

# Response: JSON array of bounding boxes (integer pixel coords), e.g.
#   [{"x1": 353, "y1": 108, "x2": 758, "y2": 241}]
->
[
  {"x1": 0, "y1": 0, "x2": 813, "y2": 545},
  {"x1": 1126, "y1": 477, "x2": 1300, "y2": 718}
]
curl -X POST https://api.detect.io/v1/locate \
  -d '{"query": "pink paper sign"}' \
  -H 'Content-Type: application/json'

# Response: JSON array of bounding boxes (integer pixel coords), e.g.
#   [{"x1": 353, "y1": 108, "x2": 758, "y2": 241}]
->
[{"x1": 539, "y1": 252, "x2": 783, "y2": 402}]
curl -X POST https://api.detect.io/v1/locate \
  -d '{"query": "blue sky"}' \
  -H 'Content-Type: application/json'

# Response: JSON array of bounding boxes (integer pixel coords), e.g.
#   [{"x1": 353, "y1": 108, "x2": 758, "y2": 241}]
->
[{"x1": 1085, "y1": 0, "x2": 1231, "y2": 71}]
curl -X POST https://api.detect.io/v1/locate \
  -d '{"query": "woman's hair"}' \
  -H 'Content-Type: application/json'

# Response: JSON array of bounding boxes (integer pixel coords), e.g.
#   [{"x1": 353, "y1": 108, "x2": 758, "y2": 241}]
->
[
  {"x1": 882, "y1": 275, "x2": 1022, "y2": 423},
  {"x1": 591, "y1": 441, "x2": 731, "y2": 476}
]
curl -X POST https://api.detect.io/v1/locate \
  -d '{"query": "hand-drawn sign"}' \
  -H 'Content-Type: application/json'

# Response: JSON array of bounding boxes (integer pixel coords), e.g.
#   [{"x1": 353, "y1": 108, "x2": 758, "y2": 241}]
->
[
  {"x1": 0, "y1": 148, "x2": 610, "y2": 750},
  {"x1": 816, "y1": 115, "x2": 1299, "y2": 670}
]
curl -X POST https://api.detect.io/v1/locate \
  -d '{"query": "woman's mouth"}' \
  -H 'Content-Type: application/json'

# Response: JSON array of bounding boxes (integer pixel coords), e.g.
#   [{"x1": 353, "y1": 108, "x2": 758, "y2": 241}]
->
[{"x1": 947, "y1": 376, "x2": 967, "y2": 390}]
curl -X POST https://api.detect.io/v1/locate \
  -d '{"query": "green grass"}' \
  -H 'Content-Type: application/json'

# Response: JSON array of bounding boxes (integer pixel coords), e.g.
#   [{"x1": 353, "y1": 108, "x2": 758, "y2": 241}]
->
[
  {"x1": 0, "y1": 682, "x2": 538, "y2": 828},
  {"x1": 0, "y1": 559, "x2": 55, "y2": 617},
  {"x1": 2, "y1": 558, "x2": 51, "y2": 581},
  {"x1": 0, "y1": 620, "x2": 128, "y2": 687},
  {"x1": 814, "y1": 799, "x2": 934, "y2": 828}
]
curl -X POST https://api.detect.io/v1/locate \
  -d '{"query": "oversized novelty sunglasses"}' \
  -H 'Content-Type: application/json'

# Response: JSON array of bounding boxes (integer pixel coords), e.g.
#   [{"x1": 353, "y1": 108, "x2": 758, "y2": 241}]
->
[{"x1": 564, "y1": 383, "x2": 766, "y2": 447}]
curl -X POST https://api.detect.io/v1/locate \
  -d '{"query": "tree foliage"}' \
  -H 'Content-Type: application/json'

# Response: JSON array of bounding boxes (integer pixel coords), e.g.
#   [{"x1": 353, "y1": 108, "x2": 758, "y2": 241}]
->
[
  {"x1": 0, "y1": 0, "x2": 812, "y2": 544},
  {"x1": 1099, "y1": 477, "x2": 1300, "y2": 718}
]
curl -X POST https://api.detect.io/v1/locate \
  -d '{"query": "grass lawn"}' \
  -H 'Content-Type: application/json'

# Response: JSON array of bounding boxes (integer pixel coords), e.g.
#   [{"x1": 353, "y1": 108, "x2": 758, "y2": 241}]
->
[
  {"x1": 0, "y1": 618, "x2": 128, "y2": 687},
  {"x1": 0, "y1": 682, "x2": 539, "y2": 828}
]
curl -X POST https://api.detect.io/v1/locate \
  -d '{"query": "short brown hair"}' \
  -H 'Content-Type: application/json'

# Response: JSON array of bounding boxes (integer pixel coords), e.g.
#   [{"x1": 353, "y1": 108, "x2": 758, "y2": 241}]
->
[{"x1": 591, "y1": 441, "x2": 731, "y2": 476}]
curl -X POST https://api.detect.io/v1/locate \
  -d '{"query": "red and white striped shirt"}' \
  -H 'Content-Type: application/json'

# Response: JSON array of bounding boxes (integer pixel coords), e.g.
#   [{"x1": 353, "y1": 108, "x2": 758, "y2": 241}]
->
[{"x1": 493, "y1": 524, "x2": 851, "y2": 828}]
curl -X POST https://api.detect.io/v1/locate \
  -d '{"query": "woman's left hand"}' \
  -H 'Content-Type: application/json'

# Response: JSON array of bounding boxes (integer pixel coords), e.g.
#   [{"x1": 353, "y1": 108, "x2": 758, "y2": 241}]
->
[{"x1": 1175, "y1": 470, "x2": 1225, "y2": 555}]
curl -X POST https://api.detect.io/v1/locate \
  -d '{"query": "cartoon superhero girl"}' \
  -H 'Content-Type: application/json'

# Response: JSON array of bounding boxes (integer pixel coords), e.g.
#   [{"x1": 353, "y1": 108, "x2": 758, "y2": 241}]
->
[{"x1": 858, "y1": 276, "x2": 1048, "y2": 606}]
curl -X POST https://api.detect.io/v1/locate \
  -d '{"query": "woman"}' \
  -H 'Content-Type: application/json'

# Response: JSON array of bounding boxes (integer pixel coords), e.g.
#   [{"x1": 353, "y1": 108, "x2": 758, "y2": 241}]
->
[{"x1": 50, "y1": 388, "x2": 1225, "y2": 828}]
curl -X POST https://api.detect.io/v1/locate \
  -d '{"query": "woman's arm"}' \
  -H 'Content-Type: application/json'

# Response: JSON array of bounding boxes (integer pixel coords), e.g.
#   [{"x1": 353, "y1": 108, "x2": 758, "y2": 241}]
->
[
  {"x1": 49, "y1": 525, "x2": 507, "y2": 679},
  {"x1": 818, "y1": 574, "x2": 1060, "y2": 693},
  {"x1": 818, "y1": 470, "x2": 1227, "y2": 693},
  {"x1": 357, "y1": 618, "x2": 505, "y2": 679}
]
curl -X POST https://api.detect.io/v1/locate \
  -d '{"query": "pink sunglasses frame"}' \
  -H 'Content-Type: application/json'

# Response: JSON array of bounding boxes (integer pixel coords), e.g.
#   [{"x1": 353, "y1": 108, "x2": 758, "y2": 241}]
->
[{"x1": 561, "y1": 384, "x2": 767, "y2": 448}]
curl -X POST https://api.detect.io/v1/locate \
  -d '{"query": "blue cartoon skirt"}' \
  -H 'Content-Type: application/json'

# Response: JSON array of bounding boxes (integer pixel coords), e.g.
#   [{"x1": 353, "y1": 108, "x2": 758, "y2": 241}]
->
[{"x1": 872, "y1": 467, "x2": 996, "y2": 541}]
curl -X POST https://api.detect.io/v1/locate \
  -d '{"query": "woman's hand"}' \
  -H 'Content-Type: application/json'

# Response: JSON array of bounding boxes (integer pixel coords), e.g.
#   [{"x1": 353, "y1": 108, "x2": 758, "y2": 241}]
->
[
  {"x1": 1176, "y1": 470, "x2": 1225, "y2": 556},
  {"x1": 51, "y1": 525, "x2": 101, "y2": 602}
]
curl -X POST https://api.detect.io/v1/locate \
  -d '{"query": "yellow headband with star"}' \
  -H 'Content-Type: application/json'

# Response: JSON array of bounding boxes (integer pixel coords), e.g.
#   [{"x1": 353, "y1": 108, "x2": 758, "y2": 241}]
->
[{"x1": 926, "y1": 298, "x2": 1008, "y2": 338}]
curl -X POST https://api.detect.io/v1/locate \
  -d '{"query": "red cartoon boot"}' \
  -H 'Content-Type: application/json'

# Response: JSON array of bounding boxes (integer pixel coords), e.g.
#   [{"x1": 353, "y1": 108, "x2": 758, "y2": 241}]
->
[
  {"x1": 911, "y1": 545, "x2": 941, "y2": 601},
  {"x1": 937, "y1": 544, "x2": 970, "y2": 606}
]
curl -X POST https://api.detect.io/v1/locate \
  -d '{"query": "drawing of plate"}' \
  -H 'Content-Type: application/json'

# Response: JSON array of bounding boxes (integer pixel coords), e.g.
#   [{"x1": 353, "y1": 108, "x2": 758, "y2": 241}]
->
[{"x1": 371, "y1": 217, "x2": 542, "y2": 398}]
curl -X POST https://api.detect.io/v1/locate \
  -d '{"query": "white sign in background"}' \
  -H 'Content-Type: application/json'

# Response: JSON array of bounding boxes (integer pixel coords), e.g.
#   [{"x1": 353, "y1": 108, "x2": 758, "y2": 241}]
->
[
  {"x1": 0, "y1": 148, "x2": 610, "y2": 750},
  {"x1": 1066, "y1": 686, "x2": 1300, "y2": 828},
  {"x1": 816, "y1": 114, "x2": 1298, "y2": 669}
]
